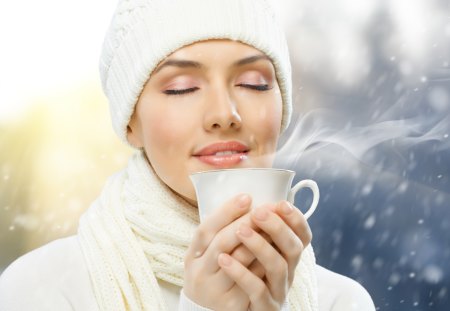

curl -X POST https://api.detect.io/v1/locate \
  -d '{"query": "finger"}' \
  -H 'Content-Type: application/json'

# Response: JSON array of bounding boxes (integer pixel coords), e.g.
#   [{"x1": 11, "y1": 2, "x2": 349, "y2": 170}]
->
[
  {"x1": 212, "y1": 244, "x2": 256, "y2": 292},
  {"x1": 216, "y1": 234, "x2": 268, "y2": 291},
  {"x1": 273, "y1": 201, "x2": 313, "y2": 247},
  {"x1": 231, "y1": 245, "x2": 255, "y2": 267},
  {"x1": 199, "y1": 206, "x2": 265, "y2": 273},
  {"x1": 248, "y1": 259, "x2": 265, "y2": 279},
  {"x1": 186, "y1": 193, "x2": 251, "y2": 261},
  {"x1": 251, "y1": 205, "x2": 305, "y2": 286},
  {"x1": 218, "y1": 253, "x2": 277, "y2": 310},
  {"x1": 236, "y1": 224, "x2": 288, "y2": 302},
  {"x1": 212, "y1": 257, "x2": 265, "y2": 294},
  {"x1": 230, "y1": 232, "x2": 272, "y2": 267}
]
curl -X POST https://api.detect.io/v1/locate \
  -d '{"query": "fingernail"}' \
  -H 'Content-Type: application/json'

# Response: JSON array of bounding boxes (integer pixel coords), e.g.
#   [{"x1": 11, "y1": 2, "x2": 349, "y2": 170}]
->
[
  {"x1": 237, "y1": 225, "x2": 253, "y2": 238},
  {"x1": 253, "y1": 207, "x2": 268, "y2": 221},
  {"x1": 194, "y1": 251, "x2": 202, "y2": 258},
  {"x1": 219, "y1": 253, "x2": 232, "y2": 266},
  {"x1": 281, "y1": 201, "x2": 293, "y2": 215},
  {"x1": 237, "y1": 194, "x2": 251, "y2": 208}
]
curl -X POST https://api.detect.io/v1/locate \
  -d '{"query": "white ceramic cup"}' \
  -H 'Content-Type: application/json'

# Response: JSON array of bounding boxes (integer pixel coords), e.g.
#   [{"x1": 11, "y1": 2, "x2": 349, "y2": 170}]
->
[{"x1": 190, "y1": 168, "x2": 319, "y2": 222}]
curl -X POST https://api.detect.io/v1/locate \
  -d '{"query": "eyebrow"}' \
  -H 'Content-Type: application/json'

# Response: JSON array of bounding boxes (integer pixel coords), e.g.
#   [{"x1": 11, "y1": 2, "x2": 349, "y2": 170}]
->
[{"x1": 152, "y1": 54, "x2": 272, "y2": 75}]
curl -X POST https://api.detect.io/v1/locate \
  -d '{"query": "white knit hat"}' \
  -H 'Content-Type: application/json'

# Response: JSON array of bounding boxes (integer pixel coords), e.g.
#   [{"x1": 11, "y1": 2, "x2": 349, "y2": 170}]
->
[{"x1": 100, "y1": 0, "x2": 292, "y2": 144}]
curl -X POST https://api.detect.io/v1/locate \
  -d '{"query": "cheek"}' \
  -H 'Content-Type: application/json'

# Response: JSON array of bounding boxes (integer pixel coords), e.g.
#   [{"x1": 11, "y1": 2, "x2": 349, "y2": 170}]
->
[
  {"x1": 248, "y1": 98, "x2": 282, "y2": 142},
  {"x1": 140, "y1": 107, "x2": 197, "y2": 198},
  {"x1": 141, "y1": 96, "x2": 200, "y2": 148},
  {"x1": 148, "y1": 120, "x2": 183, "y2": 153}
]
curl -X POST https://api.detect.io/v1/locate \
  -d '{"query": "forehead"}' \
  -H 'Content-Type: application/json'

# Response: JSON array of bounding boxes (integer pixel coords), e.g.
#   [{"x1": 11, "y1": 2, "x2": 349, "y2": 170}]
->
[
  {"x1": 152, "y1": 39, "x2": 273, "y2": 75},
  {"x1": 173, "y1": 40, "x2": 270, "y2": 64}
]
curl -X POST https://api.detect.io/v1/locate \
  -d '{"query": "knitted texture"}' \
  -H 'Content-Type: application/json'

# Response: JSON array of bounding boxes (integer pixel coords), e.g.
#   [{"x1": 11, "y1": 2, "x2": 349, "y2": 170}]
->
[
  {"x1": 78, "y1": 151, "x2": 318, "y2": 310},
  {"x1": 99, "y1": 0, "x2": 293, "y2": 144}
]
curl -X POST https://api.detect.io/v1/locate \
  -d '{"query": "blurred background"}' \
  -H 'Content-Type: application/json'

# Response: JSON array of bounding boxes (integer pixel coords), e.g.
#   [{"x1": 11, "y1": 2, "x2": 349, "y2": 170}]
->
[{"x1": 0, "y1": 0, "x2": 449, "y2": 310}]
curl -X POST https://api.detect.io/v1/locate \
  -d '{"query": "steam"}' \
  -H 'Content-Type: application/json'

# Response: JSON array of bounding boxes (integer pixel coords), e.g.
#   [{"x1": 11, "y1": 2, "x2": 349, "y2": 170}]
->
[
  {"x1": 272, "y1": 0, "x2": 450, "y2": 178},
  {"x1": 275, "y1": 108, "x2": 450, "y2": 173}
]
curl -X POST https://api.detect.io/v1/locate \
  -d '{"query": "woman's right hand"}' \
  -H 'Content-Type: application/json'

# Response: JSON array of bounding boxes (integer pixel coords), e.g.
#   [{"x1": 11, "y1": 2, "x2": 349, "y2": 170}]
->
[{"x1": 184, "y1": 194, "x2": 261, "y2": 311}]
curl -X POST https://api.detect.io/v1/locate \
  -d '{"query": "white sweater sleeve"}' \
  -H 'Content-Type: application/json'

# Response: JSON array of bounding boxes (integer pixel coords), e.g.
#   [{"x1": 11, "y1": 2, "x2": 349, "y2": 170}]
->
[
  {"x1": 0, "y1": 257, "x2": 74, "y2": 311},
  {"x1": 178, "y1": 289, "x2": 290, "y2": 311},
  {"x1": 281, "y1": 299, "x2": 290, "y2": 310},
  {"x1": 0, "y1": 236, "x2": 99, "y2": 311},
  {"x1": 178, "y1": 289, "x2": 214, "y2": 311}
]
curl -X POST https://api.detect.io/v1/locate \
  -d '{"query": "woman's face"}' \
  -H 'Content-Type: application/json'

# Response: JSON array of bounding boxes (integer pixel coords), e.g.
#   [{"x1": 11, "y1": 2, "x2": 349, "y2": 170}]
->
[{"x1": 128, "y1": 39, "x2": 283, "y2": 203}]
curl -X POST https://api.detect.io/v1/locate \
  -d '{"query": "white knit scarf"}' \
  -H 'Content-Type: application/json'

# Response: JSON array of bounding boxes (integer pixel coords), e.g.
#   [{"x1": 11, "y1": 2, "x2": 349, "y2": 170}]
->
[{"x1": 78, "y1": 151, "x2": 318, "y2": 310}]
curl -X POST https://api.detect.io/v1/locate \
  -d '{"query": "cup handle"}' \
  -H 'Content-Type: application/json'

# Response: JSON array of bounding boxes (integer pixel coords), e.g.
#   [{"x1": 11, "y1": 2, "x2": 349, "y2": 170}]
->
[{"x1": 288, "y1": 179, "x2": 319, "y2": 220}]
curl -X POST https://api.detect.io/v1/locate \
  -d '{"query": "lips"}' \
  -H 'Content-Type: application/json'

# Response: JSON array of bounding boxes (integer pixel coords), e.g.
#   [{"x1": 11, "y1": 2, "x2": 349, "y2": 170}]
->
[{"x1": 193, "y1": 141, "x2": 249, "y2": 168}]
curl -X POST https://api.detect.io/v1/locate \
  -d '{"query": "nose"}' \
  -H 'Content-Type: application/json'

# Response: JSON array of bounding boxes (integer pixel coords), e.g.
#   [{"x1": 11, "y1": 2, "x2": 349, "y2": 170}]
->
[{"x1": 203, "y1": 86, "x2": 242, "y2": 131}]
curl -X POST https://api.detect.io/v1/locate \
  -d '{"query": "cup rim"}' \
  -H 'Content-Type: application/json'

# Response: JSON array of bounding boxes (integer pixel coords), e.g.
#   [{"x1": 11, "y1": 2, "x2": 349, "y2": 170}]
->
[{"x1": 190, "y1": 167, "x2": 295, "y2": 176}]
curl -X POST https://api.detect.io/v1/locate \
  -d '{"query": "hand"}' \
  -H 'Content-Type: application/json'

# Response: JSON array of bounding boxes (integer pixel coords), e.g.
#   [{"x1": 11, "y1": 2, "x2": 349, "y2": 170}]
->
[
  {"x1": 217, "y1": 201, "x2": 312, "y2": 311},
  {"x1": 184, "y1": 193, "x2": 259, "y2": 310}
]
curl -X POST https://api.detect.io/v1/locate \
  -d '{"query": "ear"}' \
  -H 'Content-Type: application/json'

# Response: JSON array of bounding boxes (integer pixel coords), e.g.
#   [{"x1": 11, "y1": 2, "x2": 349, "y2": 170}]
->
[{"x1": 127, "y1": 116, "x2": 144, "y2": 148}]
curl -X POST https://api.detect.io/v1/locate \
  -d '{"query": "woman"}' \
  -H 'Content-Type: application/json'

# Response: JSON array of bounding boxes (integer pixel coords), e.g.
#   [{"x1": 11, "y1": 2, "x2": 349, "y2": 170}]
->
[{"x1": 0, "y1": 0, "x2": 375, "y2": 310}]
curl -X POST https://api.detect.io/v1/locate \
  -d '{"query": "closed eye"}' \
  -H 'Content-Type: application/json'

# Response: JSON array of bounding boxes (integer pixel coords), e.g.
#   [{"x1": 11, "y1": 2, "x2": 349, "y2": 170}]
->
[
  {"x1": 237, "y1": 84, "x2": 272, "y2": 91},
  {"x1": 163, "y1": 84, "x2": 272, "y2": 96},
  {"x1": 163, "y1": 87, "x2": 199, "y2": 95}
]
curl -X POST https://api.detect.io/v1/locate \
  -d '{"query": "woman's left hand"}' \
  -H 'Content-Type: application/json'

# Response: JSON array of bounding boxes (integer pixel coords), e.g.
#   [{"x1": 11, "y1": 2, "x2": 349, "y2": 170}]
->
[{"x1": 217, "y1": 200, "x2": 312, "y2": 311}]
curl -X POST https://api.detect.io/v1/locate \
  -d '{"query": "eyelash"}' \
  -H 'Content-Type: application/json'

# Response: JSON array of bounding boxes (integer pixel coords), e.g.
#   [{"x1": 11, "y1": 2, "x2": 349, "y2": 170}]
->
[
  {"x1": 163, "y1": 84, "x2": 272, "y2": 95},
  {"x1": 242, "y1": 84, "x2": 272, "y2": 91},
  {"x1": 164, "y1": 87, "x2": 199, "y2": 95}
]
